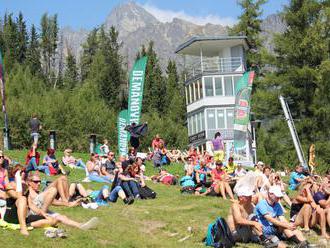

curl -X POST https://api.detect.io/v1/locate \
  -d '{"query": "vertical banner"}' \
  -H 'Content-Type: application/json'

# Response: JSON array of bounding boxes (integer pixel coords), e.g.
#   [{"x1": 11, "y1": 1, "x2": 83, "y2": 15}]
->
[
  {"x1": 127, "y1": 56, "x2": 148, "y2": 125},
  {"x1": 233, "y1": 71, "x2": 255, "y2": 160},
  {"x1": 0, "y1": 50, "x2": 10, "y2": 150},
  {"x1": 117, "y1": 110, "x2": 128, "y2": 156}
]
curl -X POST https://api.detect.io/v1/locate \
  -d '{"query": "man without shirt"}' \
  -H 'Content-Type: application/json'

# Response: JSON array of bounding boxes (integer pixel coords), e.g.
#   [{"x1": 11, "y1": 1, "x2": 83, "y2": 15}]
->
[{"x1": 227, "y1": 188, "x2": 263, "y2": 244}]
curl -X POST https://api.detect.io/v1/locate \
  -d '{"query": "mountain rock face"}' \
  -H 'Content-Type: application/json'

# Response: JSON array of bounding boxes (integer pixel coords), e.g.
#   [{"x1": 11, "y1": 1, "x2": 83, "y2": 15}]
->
[
  {"x1": 60, "y1": 1, "x2": 285, "y2": 70},
  {"x1": 261, "y1": 14, "x2": 286, "y2": 52}
]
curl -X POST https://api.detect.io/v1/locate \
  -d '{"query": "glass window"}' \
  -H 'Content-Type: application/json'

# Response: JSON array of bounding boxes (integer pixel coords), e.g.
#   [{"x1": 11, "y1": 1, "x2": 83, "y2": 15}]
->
[
  {"x1": 233, "y1": 75, "x2": 242, "y2": 94},
  {"x1": 214, "y1": 77, "x2": 223, "y2": 96},
  {"x1": 226, "y1": 109, "x2": 234, "y2": 129},
  {"x1": 206, "y1": 109, "x2": 216, "y2": 130},
  {"x1": 189, "y1": 116, "x2": 193, "y2": 135},
  {"x1": 185, "y1": 86, "x2": 189, "y2": 105},
  {"x1": 216, "y1": 109, "x2": 225, "y2": 129},
  {"x1": 192, "y1": 115, "x2": 196, "y2": 134},
  {"x1": 201, "y1": 111, "x2": 205, "y2": 130},
  {"x1": 204, "y1": 77, "x2": 214, "y2": 96},
  {"x1": 187, "y1": 118, "x2": 191, "y2": 136},
  {"x1": 199, "y1": 80, "x2": 203, "y2": 98},
  {"x1": 189, "y1": 84, "x2": 193, "y2": 103},
  {"x1": 197, "y1": 113, "x2": 201, "y2": 133},
  {"x1": 194, "y1": 81, "x2": 199, "y2": 101},
  {"x1": 224, "y1": 76, "x2": 234, "y2": 96}
]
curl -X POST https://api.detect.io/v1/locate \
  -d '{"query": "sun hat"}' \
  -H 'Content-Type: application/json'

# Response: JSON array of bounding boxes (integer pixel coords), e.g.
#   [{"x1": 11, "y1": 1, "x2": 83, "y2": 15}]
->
[
  {"x1": 269, "y1": 185, "x2": 284, "y2": 197},
  {"x1": 257, "y1": 161, "x2": 264, "y2": 166},
  {"x1": 237, "y1": 188, "x2": 254, "y2": 197}
]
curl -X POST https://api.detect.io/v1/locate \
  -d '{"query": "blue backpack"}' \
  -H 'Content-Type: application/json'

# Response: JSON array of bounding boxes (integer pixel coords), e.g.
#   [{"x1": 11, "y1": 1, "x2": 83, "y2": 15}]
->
[{"x1": 205, "y1": 217, "x2": 235, "y2": 248}]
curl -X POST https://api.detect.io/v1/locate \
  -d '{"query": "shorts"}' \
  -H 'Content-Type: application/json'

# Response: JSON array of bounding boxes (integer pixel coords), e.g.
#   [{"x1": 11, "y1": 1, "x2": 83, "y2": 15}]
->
[
  {"x1": 206, "y1": 188, "x2": 219, "y2": 197},
  {"x1": 232, "y1": 226, "x2": 258, "y2": 243},
  {"x1": 4, "y1": 204, "x2": 45, "y2": 225},
  {"x1": 214, "y1": 150, "x2": 224, "y2": 162}
]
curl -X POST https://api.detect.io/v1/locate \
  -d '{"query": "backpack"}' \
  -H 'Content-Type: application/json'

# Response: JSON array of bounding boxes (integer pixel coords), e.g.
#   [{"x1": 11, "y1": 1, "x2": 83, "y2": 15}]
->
[
  {"x1": 138, "y1": 185, "x2": 157, "y2": 199},
  {"x1": 205, "y1": 217, "x2": 235, "y2": 248}
]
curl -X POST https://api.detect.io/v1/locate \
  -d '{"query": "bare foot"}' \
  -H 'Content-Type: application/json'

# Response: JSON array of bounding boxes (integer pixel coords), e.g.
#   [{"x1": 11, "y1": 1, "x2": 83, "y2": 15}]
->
[
  {"x1": 20, "y1": 228, "x2": 29, "y2": 236},
  {"x1": 321, "y1": 233, "x2": 330, "y2": 240}
]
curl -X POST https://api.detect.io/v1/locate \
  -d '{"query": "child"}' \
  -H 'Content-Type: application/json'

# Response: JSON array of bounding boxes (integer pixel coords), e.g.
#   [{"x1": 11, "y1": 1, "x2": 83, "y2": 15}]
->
[{"x1": 100, "y1": 139, "x2": 110, "y2": 155}]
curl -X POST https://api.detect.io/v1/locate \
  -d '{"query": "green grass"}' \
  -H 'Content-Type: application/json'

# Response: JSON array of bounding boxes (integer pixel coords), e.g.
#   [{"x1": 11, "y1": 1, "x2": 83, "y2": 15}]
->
[{"x1": 0, "y1": 151, "x2": 322, "y2": 247}]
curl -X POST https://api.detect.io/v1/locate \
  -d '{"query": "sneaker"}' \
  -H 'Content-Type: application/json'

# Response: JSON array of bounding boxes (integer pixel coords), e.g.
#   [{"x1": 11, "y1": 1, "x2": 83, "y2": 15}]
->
[
  {"x1": 79, "y1": 217, "x2": 99, "y2": 230},
  {"x1": 44, "y1": 229, "x2": 57, "y2": 238},
  {"x1": 55, "y1": 229, "x2": 68, "y2": 238},
  {"x1": 123, "y1": 196, "x2": 134, "y2": 205},
  {"x1": 135, "y1": 194, "x2": 141, "y2": 199}
]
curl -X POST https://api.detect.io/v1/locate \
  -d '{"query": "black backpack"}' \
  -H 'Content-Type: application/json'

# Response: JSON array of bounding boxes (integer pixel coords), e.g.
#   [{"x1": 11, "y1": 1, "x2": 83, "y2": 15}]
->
[
  {"x1": 138, "y1": 185, "x2": 157, "y2": 199},
  {"x1": 205, "y1": 217, "x2": 235, "y2": 248}
]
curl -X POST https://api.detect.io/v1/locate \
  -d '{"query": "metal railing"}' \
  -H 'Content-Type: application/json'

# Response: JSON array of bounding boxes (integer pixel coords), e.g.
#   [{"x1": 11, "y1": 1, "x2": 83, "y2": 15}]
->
[{"x1": 186, "y1": 57, "x2": 244, "y2": 79}]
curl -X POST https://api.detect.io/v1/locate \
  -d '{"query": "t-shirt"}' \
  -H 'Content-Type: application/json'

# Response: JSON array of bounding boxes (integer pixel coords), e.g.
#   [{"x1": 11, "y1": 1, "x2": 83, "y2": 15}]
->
[
  {"x1": 255, "y1": 199, "x2": 283, "y2": 233},
  {"x1": 194, "y1": 165, "x2": 208, "y2": 183},
  {"x1": 225, "y1": 162, "x2": 237, "y2": 174},
  {"x1": 101, "y1": 160, "x2": 116, "y2": 173},
  {"x1": 212, "y1": 137, "x2": 224, "y2": 151},
  {"x1": 29, "y1": 118, "x2": 40, "y2": 133},
  {"x1": 313, "y1": 191, "x2": 329, "y2": 204},
  {"x1": 289, "y1": 172, "x2": 305, "y2": 190},
  {"x1": 211, "y1": 169, "x2": 225, "y2": 181}
]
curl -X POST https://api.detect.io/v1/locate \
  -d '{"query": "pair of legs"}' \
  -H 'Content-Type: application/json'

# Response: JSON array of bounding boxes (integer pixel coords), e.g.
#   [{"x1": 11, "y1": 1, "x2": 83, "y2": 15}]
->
[
  {"x1": 213, "y1": 181, "x2": 234, "y2": 200},
  {"x1": 96, "y1": 185, "x2": 127, "y2": 203},
  {"x1": 5, "y1": 196, "x2": 57, "y2": 236},
  {"x1": 69, "y1": 183, "x2": 88, "y2": 198},
  {"x1": 121, "y1": 181, "x2": 140, "y2": 198},
  {"x1": 88, "y1": 174, "x2": 112, "y2": 184},
  {"x1": 34, "y1": 186, "x2": 98, "y2": 229},
  {"x1": 295, "y1": 204, "x2": 329, "y2": 238}
]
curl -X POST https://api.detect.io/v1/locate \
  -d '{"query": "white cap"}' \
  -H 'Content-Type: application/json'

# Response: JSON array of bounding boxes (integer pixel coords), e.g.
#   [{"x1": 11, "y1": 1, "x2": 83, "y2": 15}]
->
[
  {"x1": 237, "y1": 188, "x2": 254, "y2": 197},
  {"x1": 257, "y1": 161, "x2": 264, "y2": 166},
  {"x1": 269, "y1": 185, "x2": 284, "y2": 197}
]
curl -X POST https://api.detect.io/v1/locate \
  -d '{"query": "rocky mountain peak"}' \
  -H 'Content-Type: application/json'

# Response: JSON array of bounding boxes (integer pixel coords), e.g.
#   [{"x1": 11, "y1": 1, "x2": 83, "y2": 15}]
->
[{"x1": 105, "y1": 1, "x2": 160, "y2": 37}]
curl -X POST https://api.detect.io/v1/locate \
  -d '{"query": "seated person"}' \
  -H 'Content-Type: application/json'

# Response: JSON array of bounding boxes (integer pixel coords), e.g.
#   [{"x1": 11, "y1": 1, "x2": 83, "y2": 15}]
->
[
  {"x1": 152, "y1": 147, "x2": 162, "y2": 168},
  {"x1": 26, "y1": 172, "x2": 99, "y2": 230},
  {"x1": 289, "y1": 165, "x2": 306, "y2": 190},
  {"x1": 255, "y1": 185, "x2": 308, "y2": 248},
  {"x1": 0, "y1": 157, "x2": 9, "y2": 200},
  {"x1": 225, "y1": 157, "x2": 237, "y2": 176},
  {"x1": 41, "y1": 148, "x2": 60, "y2": 176},
  {"x1": 86, "y1": 153, "x2": 112, "y2": 183},
  {"x1": 0, "y1": 150, "x2": 11, "y2": 169},
  {"x1": 208, "y1": 162, "x2": 234, "y2": 200},
  {"x1": 89, "y1": 184, "x2": 134, "y2": 205},
  {"x1": 290, "y1": 181, "x2": 329, "y2": 239},
  {"x1": 100, "y1": 139, "x2": 110, "y2": 155},
  {"x1": 234, "y1": 163, "x2": 247, "y2": 178},
  {"x1": 269, "y1": 173, "x2": 292, "y2": 208},
  {"x1": 194, "y1": 159, "x2": 210, "y2": 186},
  {"x1": 62, "y1": 148, "x2": 86, "y2": 171},
  {"x1": 180, "y1": 170, "x2": 196, "y2": 194},
  {"x1": 100, "y1": 152, "x2": 116, "y2": 180},
  {"x1": 227, "y1": 188, "x2": 263, "y2": 243},
  {"x1": 25, "y1": 144, "x2": 41, "y2": 174}
]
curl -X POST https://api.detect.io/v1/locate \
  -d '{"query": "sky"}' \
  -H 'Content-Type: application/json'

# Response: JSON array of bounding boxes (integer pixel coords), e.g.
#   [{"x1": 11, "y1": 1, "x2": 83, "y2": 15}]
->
[{"x1": 0, "y1": 0, "x2": 289, "y2": 30}]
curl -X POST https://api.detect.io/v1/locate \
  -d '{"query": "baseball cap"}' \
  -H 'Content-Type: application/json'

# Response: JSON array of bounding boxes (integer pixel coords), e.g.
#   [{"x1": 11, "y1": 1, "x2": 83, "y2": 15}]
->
[
  {"x1": 269, "y1": 185, "x2": 284, "y2": 197},
  {"x1": 237, "y1": 188, "x2": 254, "y2": 197},
  {"x1": 257, "y1": 161, "x2": 264, "y2": 166}
]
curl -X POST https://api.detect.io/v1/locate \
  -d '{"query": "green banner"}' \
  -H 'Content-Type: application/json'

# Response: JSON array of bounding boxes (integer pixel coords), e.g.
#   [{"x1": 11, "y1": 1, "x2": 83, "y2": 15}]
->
[
  {"x1": 127, "y1": 56, "x2": 148, "y2": 125},
  {"x1": 234, "y1": 71, "x2": 255, "y2": 159},
  {"x1": 117, "y1": 109, "x2": 128, "y2": 156}
]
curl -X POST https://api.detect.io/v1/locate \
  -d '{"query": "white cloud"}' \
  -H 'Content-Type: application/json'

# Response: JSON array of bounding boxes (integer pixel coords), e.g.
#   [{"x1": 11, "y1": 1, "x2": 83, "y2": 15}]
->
[{"x1": 141, "y1": 3, "x2": 237, "y2": 26}]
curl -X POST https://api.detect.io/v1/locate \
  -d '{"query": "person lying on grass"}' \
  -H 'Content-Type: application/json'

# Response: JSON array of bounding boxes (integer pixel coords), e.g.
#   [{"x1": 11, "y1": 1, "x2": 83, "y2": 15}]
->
[
  {"x1": 255, "y1": 185, "x2": 308, "y2": 248},
  {"x1": 26, "y1": 172, "x2": 99, "y2": 230}
]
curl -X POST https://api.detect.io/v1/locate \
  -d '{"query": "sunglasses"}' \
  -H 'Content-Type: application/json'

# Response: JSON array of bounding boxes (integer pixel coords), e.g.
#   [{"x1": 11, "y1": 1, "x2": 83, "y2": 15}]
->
[
  {"x1": 32, "y1": 180, "x2": 41, "y2": 184},
  {"x1": 0, "y1": 156, "x2": 4, "y2": 159}
]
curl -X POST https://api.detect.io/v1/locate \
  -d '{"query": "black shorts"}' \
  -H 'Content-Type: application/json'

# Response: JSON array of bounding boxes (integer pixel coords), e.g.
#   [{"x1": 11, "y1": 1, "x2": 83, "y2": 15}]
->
[{"x1": 206, "y1": 188, "x2": 220, "y2": 197}]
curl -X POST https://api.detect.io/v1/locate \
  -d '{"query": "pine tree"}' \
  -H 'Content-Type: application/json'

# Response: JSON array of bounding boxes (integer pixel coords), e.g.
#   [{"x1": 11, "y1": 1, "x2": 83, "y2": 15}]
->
[
  {"x1": 26, "y1": 24, "x2": 41, "y2": 75},
  {"x1": 230, "y1": 0, "x2": 266, "y2": 69},
  {"x1": 2, "y1": 13, "x2": 19, "y2": 70},
  {"x1": 80, "y1": 28, "x2": 98, "y2": 81},
  {"x1": 252, "y1": 0, "x2": 329, "y2": 167},
  {"x1": 16, "y1": 12, "x2": 28, "y2": 63},
  {"x1": 63, "y1": 49, "x2": 78, "y2": 89},
  {"x1": 142, "y1": 41, "x2": 166, "y2": 113}
]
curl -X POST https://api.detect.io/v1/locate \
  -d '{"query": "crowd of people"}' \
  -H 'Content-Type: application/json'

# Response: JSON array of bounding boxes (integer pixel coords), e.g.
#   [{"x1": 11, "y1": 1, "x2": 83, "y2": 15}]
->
[{"x1": 1, "y1": 124, "x2": 330, "y2": 247}]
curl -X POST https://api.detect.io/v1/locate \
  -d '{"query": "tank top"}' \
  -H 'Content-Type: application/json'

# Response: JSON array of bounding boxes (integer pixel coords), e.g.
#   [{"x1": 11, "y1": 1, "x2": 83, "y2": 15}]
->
[
  {"x1": 0, "y1": 168, "x2": 6, "y2": 190},
  {"x1": 212, "y1": 137, "x2": 224, "y2": 151}
]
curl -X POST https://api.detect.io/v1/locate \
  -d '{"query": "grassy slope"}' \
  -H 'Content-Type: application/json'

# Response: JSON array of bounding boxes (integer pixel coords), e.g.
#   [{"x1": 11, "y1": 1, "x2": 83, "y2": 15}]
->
[{"x1": 1, "y1": 150, "x2": 320, "y2": 248}]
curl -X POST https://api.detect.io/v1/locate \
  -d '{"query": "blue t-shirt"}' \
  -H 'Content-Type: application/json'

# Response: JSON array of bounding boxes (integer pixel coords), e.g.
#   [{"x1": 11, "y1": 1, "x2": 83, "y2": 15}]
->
[
  {"x1": 180, "y1": 175, "x2": 195, "y2": 188},
  {"x1": 194, "y1": 165, "x2": 208, "y2": 183},
  {"x1": 255, "y1": 199, "x2": 283, "y2": 235},
  {"x1": 289, "y1": 172, "x2": 305, "y2": 190}
]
